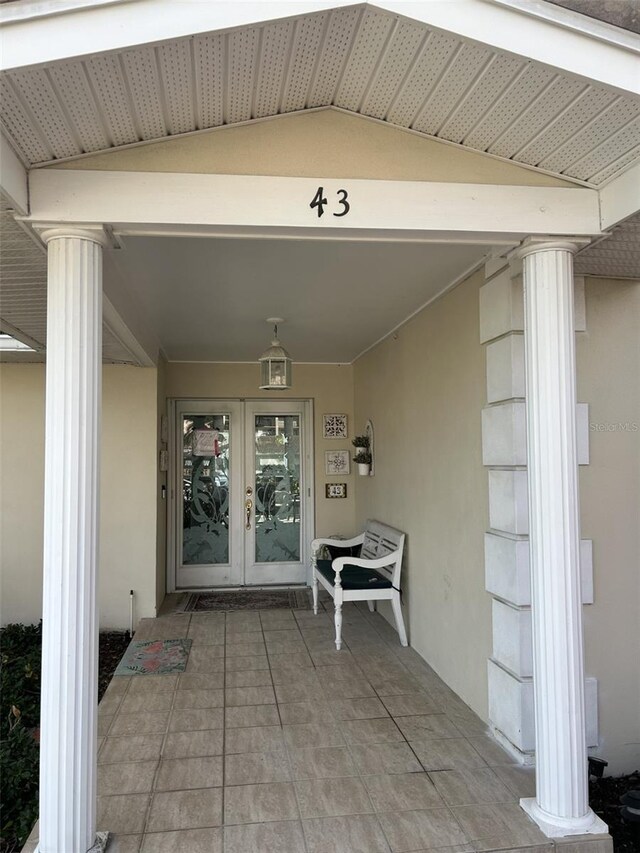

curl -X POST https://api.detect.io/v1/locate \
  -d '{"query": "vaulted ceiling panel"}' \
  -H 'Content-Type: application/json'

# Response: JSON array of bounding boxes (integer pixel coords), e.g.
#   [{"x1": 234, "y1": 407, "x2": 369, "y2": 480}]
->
[
  {"x1": 48, "y1": 61, "x2": 111, "y2": 152},
  {"x1": 156, "y1": 40, "x2": 195, "y2": 135},
  {"x1": 413, "y1": 42, "x2": 492, "y2": 136},
  {"x1": 84, "y1": 54, "x2": 138, "y2": 146},
  {"x1": 194, "y1": 33, "x2": 225, "y2": 129},
  {"x1": 307, "y1": 6, "x2": 361, "y2": 109},
  {"x1": 120, "y1": 47, "x2": 167, "y2": 140},
  {"x1": 489, "y1": 76, "x2": 587, "y2": 159},
  {"x1": 359, "y1": 18, "x2": 424, "y2": 119},
  {"x1": 438, "y1": 53, "x2": 523, "y2": 144},
  {"x1": 512, "y1": 86, "x2": 617, "y2": 166},
  {"x1": 385, "y1": 31, "x2": 459, "y2": 127},
  {"x1": 463, "y1": 64, "x2": 555, "y2": 151},
  {"x1": 0, "y1": 76, "x2": 52, "y2": 162},
  {"x1": 1, "y1": 4, "x2": 638, "y2": 185},
  {"x1": 254, "y1": 20, "x2": 294, "y2": 119},
  {"x1": 539, "y1": 97, "x2": 640, "y2": 173},
  {"x1": 567, "y1": 116, "x2": 640, "y2": 180},
  {"x1": 9, "y1": 68, "x2": 79, "y2": 159},
  {"x1": 334, "y1": 7, "x2": 393, "y2": 112},
  {"x1": 227, "y1": 28, "x2": 260, "y2": 125},
  {"x1": 281, "y1": 14, "x2": 327, "y2": 113}
]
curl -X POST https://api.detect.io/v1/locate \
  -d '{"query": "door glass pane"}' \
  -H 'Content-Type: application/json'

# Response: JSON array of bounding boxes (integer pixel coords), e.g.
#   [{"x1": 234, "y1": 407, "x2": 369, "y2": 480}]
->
[
  {"x1": 254, "y1": 415, "x2": 301, "y2": 563},
  {"x1": 182, "y1": 414, "x2": 230, "y2": 565}
]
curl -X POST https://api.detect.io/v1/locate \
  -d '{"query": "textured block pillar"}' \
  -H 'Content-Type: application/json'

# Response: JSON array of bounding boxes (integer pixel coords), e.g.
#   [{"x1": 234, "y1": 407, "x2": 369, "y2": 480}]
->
[
  {"x1": 518, "y1": 239, "x2": 606, "y2": 839},
  {"x1": 38, "y1": 228, "x2": 106, "y2": 853}
]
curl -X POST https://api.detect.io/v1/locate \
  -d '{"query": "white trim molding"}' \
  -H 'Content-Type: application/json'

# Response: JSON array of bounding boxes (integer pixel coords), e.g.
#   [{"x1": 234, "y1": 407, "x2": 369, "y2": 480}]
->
[
  {"x1": 26, "y1": 170, "x2": 603, "y2": 241},
  {"x1": 518, "y1": 237, "x2": 607, "y2": 839},
  {"x1": 37, "y1": 228, "x2": 107, "y2": 853},
  {"x1": 599, "y1": 161, "x2": 640, "y2": 230}
]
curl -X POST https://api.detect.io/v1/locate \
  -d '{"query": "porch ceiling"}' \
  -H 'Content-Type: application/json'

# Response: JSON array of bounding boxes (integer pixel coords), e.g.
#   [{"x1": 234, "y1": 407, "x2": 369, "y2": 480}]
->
[
  {"x1": 2, "y1": 203, "x2": 638, "y2": 365},
  {"x1": 104, "y1": 234, "x2": 486, "y2": 363},
  {"x1": 2, "y1": 3, "x2": 639, "y2": 186}
]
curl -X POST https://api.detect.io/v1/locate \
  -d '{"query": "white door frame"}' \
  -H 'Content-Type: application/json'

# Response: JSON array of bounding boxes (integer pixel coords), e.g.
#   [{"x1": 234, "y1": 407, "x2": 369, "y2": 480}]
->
[{"x1": 167, "y1": 397, "x2": 314, "y2": 592}]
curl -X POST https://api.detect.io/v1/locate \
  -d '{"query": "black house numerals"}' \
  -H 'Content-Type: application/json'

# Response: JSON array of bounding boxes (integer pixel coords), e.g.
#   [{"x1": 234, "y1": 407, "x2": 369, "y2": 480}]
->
[{"x1": 310, "y1": 186, "x2": 350, "y2": 219}]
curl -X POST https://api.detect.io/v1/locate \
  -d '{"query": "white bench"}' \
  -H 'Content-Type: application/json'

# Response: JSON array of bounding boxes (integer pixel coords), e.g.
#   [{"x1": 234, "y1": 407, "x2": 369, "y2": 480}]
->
[{"x1": 311, "y1": 520, "x2": 407, "y2": 651}]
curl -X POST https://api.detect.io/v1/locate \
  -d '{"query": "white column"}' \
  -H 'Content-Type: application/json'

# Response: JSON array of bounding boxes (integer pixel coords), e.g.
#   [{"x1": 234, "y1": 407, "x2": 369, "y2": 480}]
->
[
  {"x1": 518, "y1": 239, "x2": 606, "y2": 838},
  {"x1": 37, "y1": 228, "x2": 108, "y2": 853}
]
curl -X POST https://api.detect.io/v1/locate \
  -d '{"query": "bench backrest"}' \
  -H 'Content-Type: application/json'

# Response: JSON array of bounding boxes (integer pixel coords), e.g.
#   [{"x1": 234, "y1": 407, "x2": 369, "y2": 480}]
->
[{"x1": 361, "y1": 520, "x2": 405, "y2": 586}]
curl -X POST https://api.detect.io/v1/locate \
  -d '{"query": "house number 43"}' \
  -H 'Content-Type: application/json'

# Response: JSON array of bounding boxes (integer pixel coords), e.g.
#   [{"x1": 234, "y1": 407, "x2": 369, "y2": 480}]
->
[{"x1": 310, "y1": 187, "x2": 350, "y2": 218}]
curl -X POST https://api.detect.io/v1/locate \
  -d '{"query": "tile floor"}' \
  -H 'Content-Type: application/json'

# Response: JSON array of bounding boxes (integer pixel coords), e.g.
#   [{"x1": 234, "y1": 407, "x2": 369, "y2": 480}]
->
[{"x1": 23, "y1": 596, "x2": 612, "y2": 853}]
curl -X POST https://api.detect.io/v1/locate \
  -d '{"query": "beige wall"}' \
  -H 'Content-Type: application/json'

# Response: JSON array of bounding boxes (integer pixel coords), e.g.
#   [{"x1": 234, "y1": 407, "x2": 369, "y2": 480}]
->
[
  {"x1": 353, "y1": 269, "x2": 491, "y2": 717},
  {"x1": 51, "y1": 108, "x2": 570, "y2": 187},
  {"x1": 165, "y1": 362, "x2": 356, "y2": 552},
  {"x1": 0, "y1": 364, "x2": 159, "y2": 629},
  {"x1": 577, "y1": 277, "x2": 640, "y2": 774}
]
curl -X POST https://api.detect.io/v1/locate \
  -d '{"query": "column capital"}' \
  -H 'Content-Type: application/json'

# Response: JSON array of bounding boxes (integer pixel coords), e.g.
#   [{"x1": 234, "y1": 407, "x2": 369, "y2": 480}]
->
[
  {"x1": 510, "y1": 236, "x2": 591, "y2": 261},
  {"x1": 34, "y1": 223, "x2": 110, "y2": 248}
]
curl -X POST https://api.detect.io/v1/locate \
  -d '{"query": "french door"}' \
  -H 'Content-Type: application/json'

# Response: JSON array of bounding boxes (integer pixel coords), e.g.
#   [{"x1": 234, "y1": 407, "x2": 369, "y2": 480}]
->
[{"x1": 171, "y1": 399, "x2": 313, "y2": 589}]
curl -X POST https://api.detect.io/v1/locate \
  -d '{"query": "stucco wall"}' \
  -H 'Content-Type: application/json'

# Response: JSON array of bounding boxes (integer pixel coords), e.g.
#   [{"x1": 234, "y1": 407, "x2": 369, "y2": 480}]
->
[
  {"x1": 577, "y1": 277, "x2": 640, "y2": 774},
  {"x1": 353, "y1": 269, "x2": 491, "y2": 717},
  {"x1": 50, "y1": 108, "x2": 570, "y2": 187},
  {"x1": 164, "y1": 361, "x2": 356, "y2": 552},
  {"x1": 0, "y1": 364, "x2": 158, "y2": 629}
]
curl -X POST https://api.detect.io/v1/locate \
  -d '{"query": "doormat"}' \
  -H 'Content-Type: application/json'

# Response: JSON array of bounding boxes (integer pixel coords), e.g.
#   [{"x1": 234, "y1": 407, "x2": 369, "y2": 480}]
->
[
  {"x1": 184, "y1": 589, "x2": 311, "y2": 612},
  {"x1": 114, "y1": 638, "x2": 192, "y2": 676}
]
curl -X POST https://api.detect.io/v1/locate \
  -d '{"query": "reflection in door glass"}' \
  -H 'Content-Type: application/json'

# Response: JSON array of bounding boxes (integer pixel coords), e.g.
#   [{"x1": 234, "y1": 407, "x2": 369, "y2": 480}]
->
[
  {"x1": 254, "y1": 415, "x2": 301, "y2": 563},
  {"x1": 182, "y1": 414, "x2": 230, "y2": 565}
]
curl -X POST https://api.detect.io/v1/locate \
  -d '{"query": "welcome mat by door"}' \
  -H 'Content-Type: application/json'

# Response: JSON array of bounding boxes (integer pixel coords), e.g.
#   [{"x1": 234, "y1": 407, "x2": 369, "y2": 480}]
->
[
  {"x1": 114, "y1": 638, "x2": 192, "y2": 676},
  {"x1": 184, "y1": 589, "x2": 311, "y2": 612}
]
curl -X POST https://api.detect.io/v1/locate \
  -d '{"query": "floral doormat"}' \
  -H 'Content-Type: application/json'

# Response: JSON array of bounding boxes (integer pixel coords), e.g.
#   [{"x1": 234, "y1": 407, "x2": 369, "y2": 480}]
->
[
  {"x1": 184, "y1": 589, "x2": 311, "y2": 612},
  {"x1": 114, "y1": 638, "x2": 192, "y2": 676}
]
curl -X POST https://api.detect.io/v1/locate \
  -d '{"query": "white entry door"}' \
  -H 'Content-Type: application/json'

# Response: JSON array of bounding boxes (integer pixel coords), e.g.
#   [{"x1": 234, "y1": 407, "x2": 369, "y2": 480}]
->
[{"x1": 173, "y1": 399, "x2": 313, "y2": 589}]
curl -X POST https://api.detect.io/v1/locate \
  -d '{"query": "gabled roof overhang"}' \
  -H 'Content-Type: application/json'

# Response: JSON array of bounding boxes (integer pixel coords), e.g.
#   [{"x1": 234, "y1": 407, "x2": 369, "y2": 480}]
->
[{"x1": 1, "y1": 0, "x2": 639, "y2": 189}]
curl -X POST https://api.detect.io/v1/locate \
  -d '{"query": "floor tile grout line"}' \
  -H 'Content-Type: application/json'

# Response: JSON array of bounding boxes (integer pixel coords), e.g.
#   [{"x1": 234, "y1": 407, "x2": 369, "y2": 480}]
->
[{"x1": 142, "y1": 628, "x2": 184, "y2": 837}]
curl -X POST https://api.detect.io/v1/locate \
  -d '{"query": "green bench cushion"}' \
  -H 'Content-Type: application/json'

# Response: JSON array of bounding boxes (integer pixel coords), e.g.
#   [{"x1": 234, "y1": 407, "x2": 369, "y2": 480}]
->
[{"x1": 316, "y1": 559, "x2": 392, "y2": 591}]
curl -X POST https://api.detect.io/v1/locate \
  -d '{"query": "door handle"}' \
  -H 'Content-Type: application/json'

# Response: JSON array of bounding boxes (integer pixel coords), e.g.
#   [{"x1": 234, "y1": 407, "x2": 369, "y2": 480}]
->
[{"x1": 245, "y1": 498, "x2": 253, "y2": 530}]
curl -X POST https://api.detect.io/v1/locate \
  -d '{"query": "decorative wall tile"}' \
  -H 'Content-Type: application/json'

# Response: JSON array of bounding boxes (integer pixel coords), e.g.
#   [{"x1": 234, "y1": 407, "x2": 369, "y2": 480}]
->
[{"x1": 323, "y1": 414, "x2": 348, "y2": 439}]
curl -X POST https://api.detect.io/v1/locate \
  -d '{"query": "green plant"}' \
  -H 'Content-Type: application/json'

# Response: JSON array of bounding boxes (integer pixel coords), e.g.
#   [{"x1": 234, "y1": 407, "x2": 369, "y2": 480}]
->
[
  {"x1": 1, "y1": 623, "x2": 42, "y2": 737},
  {"x1": 0, "y1": 725, "x2": 39, "y2": 851},
  {"x1": 351, "y1": 435, "x2": 369, "y2": 450},
  {"x1": 353, "y1": 450, "x2": 372, "y2": 464},
  {"x1": 1, "y1": 622, "x2": 42, "y2": 853}
]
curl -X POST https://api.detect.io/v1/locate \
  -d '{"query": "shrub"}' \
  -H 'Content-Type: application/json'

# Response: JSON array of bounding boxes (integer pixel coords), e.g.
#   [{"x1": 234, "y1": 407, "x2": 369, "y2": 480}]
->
[{"x1": 1, "y1": 623, "x2": 42, "y2": 853}]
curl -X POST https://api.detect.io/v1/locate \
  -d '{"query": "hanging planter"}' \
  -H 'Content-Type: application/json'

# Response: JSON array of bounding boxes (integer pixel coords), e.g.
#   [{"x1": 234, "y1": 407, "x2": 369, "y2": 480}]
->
[{"x1": 352, "y1": 435, "x2": 372, "y2": 476}]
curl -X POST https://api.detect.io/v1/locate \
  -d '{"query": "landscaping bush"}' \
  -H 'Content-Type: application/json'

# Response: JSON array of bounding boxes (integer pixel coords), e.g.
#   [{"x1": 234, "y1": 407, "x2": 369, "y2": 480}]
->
[{"x1": 1, "y1": 623, "x2": 42, "y2": 853}]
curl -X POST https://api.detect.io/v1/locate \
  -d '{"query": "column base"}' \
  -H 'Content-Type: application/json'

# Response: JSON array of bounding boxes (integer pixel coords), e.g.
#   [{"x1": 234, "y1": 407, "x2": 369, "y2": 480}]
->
[
  {"x1": 520, "y1": 797, "x2": 608, "y2": 838},
  {"x1": 35, "y1": 831, "x2": 109, "y2": 853}
]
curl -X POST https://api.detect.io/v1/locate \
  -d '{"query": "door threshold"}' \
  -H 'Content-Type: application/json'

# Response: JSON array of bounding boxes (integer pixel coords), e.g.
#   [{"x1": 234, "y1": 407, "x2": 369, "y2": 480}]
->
[{"x1": 176, "y1": 583, "x2": 308, "y2": 593}]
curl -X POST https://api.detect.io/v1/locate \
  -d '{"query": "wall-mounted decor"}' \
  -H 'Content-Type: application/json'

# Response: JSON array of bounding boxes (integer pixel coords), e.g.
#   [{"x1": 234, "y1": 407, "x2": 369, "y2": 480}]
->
[
  {"x1": 325, "y1": 483, "x2": 347, "y2": 499},
  {"x1": 352, "y1": 432, "x2": 372, "y2": 476},
  {"x1": 323, "y1": 414, "x2": 348, "y2": 439},
  {"x1": 366, "y1": 419, "x2": 375, "y2": 476},
  {"x1": 325, "y1": 450, "x2": 350, "y2": 476}
]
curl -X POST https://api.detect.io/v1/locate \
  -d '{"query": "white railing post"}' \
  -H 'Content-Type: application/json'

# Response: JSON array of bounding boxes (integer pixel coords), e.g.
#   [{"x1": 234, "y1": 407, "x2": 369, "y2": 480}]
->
[
  {"x1": 37, "y1": 227, "x2": 108, "y2": 853},
  {"x1": 518, "y1": 238, "x2": 607, "y2": 839}
]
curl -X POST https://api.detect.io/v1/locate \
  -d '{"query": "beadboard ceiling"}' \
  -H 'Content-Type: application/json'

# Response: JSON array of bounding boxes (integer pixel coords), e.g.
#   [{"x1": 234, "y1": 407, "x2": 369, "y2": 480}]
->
[{"x1": 1, "y1": 3, "x2": 639, "y2": 185}]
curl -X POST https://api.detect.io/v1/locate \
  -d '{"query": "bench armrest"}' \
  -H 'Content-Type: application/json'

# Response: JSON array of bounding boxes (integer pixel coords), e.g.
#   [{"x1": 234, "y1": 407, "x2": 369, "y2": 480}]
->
[
  {"x1": 311, "y1": 534, "x2": 365, "y2": 554},
  {"x1": 332, "y1": 551, "x2": 401, "y2": 574}
]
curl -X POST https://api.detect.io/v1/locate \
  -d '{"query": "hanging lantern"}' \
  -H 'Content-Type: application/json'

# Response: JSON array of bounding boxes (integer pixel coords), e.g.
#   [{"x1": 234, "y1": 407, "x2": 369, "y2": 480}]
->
[{"x1": 258, "y1": 318, "x2": 292, "y2": 390}]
